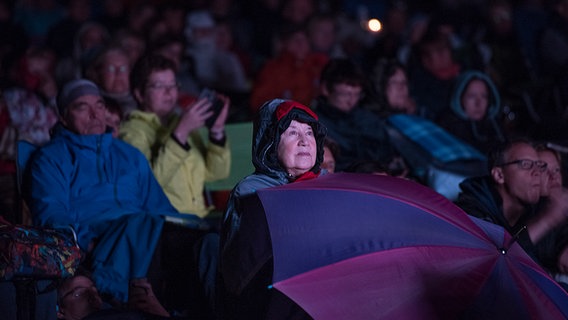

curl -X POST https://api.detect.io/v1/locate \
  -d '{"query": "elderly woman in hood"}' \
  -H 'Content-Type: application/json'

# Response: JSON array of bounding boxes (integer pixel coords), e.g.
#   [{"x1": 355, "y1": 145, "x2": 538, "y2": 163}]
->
[
  {"x1": 219, "y1": 98, "x2": 326, "y2": 320},
  {"x1": 436, "y1": 70, "x2": 506, "y2": 155}
]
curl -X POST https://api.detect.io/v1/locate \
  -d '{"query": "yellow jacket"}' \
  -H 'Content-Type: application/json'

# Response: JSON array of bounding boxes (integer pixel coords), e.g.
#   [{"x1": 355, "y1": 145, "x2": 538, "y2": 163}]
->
[{"x1": 119, "y1": 110, "x2": 231, "y2": 217}]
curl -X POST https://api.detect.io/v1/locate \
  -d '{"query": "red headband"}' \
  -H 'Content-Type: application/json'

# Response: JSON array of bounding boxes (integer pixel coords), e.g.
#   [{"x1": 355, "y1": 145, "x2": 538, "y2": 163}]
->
[{"x1": 275, "y1": 100, "x2": 318, "y2": 121}]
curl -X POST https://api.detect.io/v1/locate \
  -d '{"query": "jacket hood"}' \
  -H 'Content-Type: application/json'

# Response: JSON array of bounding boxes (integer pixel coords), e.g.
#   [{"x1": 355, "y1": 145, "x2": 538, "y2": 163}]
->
[
  {"x1": 252, "y1": 99, "x2": 326, "y2": 180},
  {"x1": 450, "y1": 71, "x2": 501, "y2": 120}
]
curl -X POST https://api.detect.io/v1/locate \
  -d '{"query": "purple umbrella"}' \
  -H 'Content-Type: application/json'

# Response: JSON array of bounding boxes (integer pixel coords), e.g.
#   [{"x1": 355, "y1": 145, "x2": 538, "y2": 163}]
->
[{"x1": 251, "y1": 173, "x2": 568, "y2": 319}]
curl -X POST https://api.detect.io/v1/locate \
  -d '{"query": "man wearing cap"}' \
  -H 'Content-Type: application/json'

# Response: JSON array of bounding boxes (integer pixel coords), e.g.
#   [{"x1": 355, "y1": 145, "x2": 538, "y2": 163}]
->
[{"x1": 26, "y1": 79, "x2": 177, "y2": 316}]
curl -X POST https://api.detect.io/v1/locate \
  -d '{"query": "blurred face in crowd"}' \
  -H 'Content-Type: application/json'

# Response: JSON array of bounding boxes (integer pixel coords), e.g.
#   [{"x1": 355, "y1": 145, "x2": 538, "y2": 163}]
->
[
  {"x1": 308, "y1": 18, "x2": 336, "y2": 54},
  {"x1": 135, "y1": 69, "x2": 178, "y2": 118},
  {"x1": 278, "y1": 120, "x2": 317, "y2": 177},
  {"x1": 57, "y1": 276, "x2": 102, "y2": 320},
  {"x1": 492, "y1": 142, "x2": 545, "y2": 206},
  {"x1": 325, "y1": 83, "x2": 362, "y2": 113},
  {"x1": 421, "y1": 41, "x2": 453, "y2": 74},
  {"x1": 98, "y1": 50, "x2": 130, "y2": 95},
  {"x1": 461, "y1": 79, "x2": 489, "y2": 121},
  {"x1": 539, "y1": 149, "x2": 563, "y2": 197},
  {"x1": 321, "y1": 145, "x2": 336, "y2": 173},
  {"x1": 283, "y1": 31, "x2": 310, "y2": 60},
  {"x1": 386, "y1": 68, "x2": 410, "y2": 110},
  {"x1": 62, "y1": 94, "x2": 107, "y2": 135},
  {"x1": 105, "y1": 108, "x2": 121, "y2": 138}
]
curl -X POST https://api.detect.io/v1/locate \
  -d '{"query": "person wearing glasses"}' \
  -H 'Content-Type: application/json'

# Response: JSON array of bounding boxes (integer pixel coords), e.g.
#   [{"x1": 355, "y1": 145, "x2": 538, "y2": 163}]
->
[
  {"x1": 56, "y1": 272, "x2": 171, "y2": 319},
  {"x1": 85, "y1": 45, "x2": 138, "y2": 116},
  {"x1": 455, "y1": 138, "x2": 568, "y2": 270},
  {"x1": 120, "y1": 54, "x2": 230, "y2": 219},
  {"x1": 312, "y1": 58, "x2": 403, "y2": 173}
]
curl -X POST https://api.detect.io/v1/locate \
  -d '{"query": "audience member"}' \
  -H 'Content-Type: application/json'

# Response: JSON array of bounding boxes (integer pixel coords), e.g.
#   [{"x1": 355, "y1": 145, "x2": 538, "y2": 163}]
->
[
  {"x1": 85, "y1": 45, "x2": 138, "y2": 116},
  {"x1": 120, "y1": 54, "x2": 231, "y2": 219},
  {"x1": 482, "y1": 0, "x2": 532, "y2": 92},
  {"x1": 184, "y1": 10, "x2": 249, "y2": 95},
  {"x1": 27, "y1": 79, "x2": 179, "y2": 306},
  {"x1": 95, "y1": 0, "x2": 128, "y2": 35},
  {"x1": 112, "y1": 30, "x2": 146, "y2": 68},
  {"x1": 13, "y1": 0, "x2": 65, "y2": 45},
  {"x1": 54, "y1": 22, "x2": 110, "y2": 86},
  {"x1": 437, "y1": 70, "x2": 506, "y2": 155},
  {"x1": 307, "y1": 13, "x2": 345, "y2": 60},
  {"x1": 455, "y1": 138, "x2": 568, "y2": 272},
  {"x1": 9, "y1": 46, "x2": 59, "y2": 107},
  {"x1": 321, "y1": 137, "x2": 340, "y2": 173},
  {"x1": 56, "y1": 272, "x2": 170, "y2": 319},
  {"x1": 149, "y1": 34, "x2": 200, "y2": 97},
  {"x1": 312, "y1": 58, "x2": 401, "y2": 172},
  {"x1": 370, "y1": 58, "x2": 418, "y2": 117},
  {"x1": 250, "y1": 24, "x2": 328, "y2": 112},
  {"x1": 537, "y1": 0, "x2": 568, "y2": 108},
  {"x1": 46, "y1": 0, "x2": 91, "y2": 61},
  {"x1": 220, "y1": 99, "x2": 325, "y2": 320},
  {"x1": 407, "y1": 28, "x2": 461, "y2": 120}
]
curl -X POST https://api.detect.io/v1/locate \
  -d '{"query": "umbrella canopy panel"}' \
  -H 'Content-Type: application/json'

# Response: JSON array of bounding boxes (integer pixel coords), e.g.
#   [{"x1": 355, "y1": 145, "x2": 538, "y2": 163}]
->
[{"x1": 254, "y1": 173, "x2": 568, "y2": 319}]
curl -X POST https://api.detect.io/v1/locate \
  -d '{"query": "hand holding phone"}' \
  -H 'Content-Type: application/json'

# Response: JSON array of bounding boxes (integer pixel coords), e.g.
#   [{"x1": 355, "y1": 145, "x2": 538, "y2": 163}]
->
[{"x1": 199, "y1": 88, "x2": 224, "y2": 128}]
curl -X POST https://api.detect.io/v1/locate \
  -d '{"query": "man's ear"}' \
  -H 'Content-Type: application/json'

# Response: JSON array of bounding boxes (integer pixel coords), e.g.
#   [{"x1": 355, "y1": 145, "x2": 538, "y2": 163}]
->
[{"x1": 491, "y1": 166, "x2": 505, "y2": 184}]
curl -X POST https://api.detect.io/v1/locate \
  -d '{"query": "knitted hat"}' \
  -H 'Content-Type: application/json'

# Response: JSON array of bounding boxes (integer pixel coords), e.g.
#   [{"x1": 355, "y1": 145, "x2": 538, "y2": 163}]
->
[{"x1": 57, "y1": 79, "x2": 101, "y2": 116}]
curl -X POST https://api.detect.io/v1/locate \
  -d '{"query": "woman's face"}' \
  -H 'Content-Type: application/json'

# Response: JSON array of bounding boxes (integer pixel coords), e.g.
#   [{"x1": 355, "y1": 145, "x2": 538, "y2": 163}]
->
[
  {"x1": 461, "y1": 79, "x2": 489, "y2": 121},
  {"x1": 277, "y1": 120, "x2": 317, "y2": 177},
  {"x1": 136, "y1": 69, "x2": 178, "y2": 118},
  {"x1": 385, "y1": 68, "x2": 409, "y2": 109}
]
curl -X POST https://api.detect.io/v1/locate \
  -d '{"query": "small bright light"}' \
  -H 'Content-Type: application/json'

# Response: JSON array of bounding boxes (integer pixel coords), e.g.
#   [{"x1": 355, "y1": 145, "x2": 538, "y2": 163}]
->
[{"x1": 368, "y1": 19, "x2": 382, "y2": 32}]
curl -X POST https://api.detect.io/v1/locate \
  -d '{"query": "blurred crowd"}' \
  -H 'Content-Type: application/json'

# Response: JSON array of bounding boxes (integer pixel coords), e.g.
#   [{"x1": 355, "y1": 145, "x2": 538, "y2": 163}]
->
[{"x1": 4, "y1": 0, "x2": 568, "y2": 318}]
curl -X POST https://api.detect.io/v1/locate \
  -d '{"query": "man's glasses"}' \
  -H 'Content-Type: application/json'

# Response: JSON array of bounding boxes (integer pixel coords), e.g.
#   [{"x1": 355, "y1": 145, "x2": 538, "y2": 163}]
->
[{"x1": 498, "y1": 159, "x2": 547, "y2": 172}]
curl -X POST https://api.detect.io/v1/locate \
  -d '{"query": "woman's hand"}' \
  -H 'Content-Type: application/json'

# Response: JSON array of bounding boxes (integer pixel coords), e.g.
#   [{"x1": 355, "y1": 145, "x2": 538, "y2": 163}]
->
[
  {"x1": 173, "y1": 98, "x2": 213, "y2": 142},
  {"x1": 209, "y1": 94, "x2": 230, "y2": 140}
]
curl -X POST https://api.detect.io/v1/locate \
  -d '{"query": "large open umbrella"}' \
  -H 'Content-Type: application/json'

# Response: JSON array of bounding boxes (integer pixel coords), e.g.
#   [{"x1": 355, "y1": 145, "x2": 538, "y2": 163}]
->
[{"x1": 249, "y1": 173, "x2": 568, "y2": 319}]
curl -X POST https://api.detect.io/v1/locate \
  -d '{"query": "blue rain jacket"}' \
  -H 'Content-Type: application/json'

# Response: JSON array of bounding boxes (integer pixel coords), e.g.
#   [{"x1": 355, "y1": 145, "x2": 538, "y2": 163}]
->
[{"x1": 27, "y1": 124, "x2": 180, "y2": 301}]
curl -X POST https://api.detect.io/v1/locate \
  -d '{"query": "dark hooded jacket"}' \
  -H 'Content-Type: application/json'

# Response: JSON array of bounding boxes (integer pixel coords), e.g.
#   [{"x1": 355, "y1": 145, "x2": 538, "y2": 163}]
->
[
  {"x1": 219, "y1": 99, "x2": 325, "y2": 319},
  {"x1": 437, "y1": 71, "x2": 505, "y2": 155},
  {"x1": 456, "y1": 176, "x2": 561, "y2": 271}
]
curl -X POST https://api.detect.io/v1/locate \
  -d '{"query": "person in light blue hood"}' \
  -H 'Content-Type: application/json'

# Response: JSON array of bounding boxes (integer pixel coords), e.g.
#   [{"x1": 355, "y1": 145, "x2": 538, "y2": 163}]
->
[
  {"x1": 437, "y1": 70, "x2": 506, "y2": 154},
  {"x1": 26, "y1": 79, "x2": 180, "y2": 316}
]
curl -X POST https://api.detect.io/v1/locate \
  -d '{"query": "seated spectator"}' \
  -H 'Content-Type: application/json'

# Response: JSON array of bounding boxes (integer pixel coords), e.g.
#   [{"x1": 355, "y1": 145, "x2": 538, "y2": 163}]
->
[
  {"x1": 407, "y1": 28, "x2": 461, "y2": 120},
  {"x1": 220, "y1": 99, "x2": 325, "y2": 320},
  {"x1": 307, "y1": 13, "x2": 345, "y2": 59},
  {"x1": 321, "y1": 137, "x2": 340, "y2": 174},
  {"x1": 184, "y1": 10, "x2": 249, "y2": 95},
  {"x1": 455, "y1": 138, "x2": 568, "y2": 272},
  {"x1": 0, "y1": 83, "x2": 57, "y2": 223},
  {"x1": 54, "y1": 22, "x2": 110, "y2": 86},
  {"x1": 27, "y1": 79, "x2": 180, "y2": 306},
  {"x1": 9, "y1": 46, "x2": 59, "y2": 108},
  {"x1": 437, "y1": 70, "x2": 506, "y2": 155},
  {"x1": 120, "y1": 54, "x2": 231, "y2": 219},
  {"x1": 149, "y1": 34, "x2": 200, "y2": 97},
  {"x1": 249, "y1": 24, "x2": 329, "y2": 112},
  {"x1": 85, "y1": 45, "x2": 138, "y2": 116},
  {"x1": 312, "y1": 58, "x2": 403, "y2": 173},
  {"x1": 370, "y1": 58, "x2": 418, "y2": 117},
  {"x1": 57, "y1": 271, "x2": 170, "y2": 319}
]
